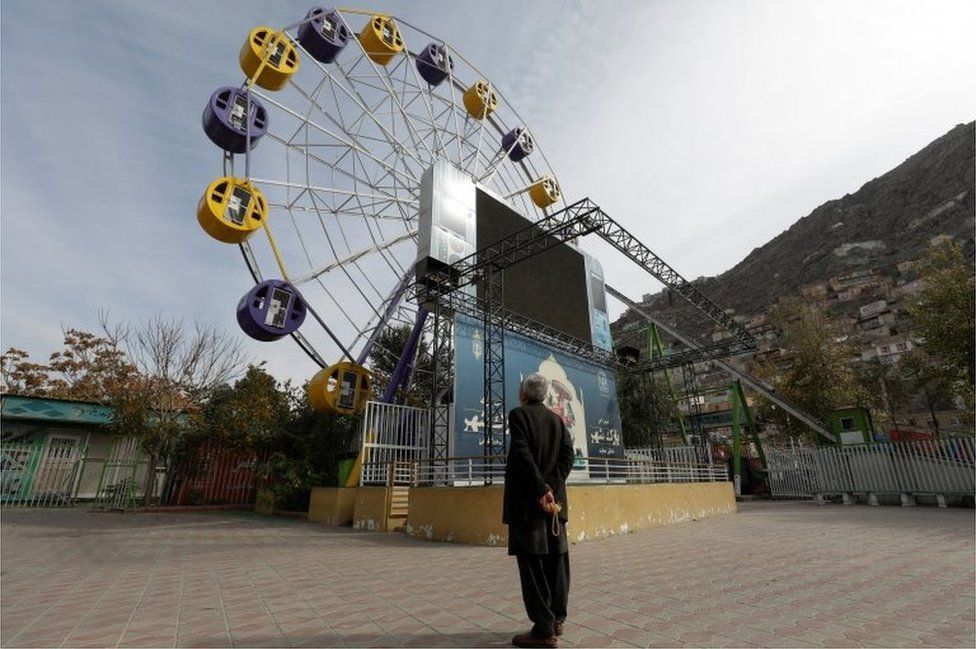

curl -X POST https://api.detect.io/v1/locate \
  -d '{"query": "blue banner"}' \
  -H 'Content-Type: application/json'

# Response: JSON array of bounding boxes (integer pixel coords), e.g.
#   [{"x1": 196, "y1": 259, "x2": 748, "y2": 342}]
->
[{"x1": 453, "y1": 314, "x2": 624, "y2": 476}]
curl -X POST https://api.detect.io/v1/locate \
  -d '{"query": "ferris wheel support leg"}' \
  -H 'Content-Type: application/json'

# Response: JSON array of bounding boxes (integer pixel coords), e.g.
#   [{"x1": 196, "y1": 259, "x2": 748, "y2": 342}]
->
[
  {"x1": 380, "y1": 308, "x2": 428, "y2": 404},
  {"x1": 357, "y1": 272, "x2": 411, "y2": 366}
]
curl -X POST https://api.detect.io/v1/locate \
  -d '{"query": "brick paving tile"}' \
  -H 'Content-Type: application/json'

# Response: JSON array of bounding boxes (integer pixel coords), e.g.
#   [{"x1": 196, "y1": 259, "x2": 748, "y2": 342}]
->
[{"x1": 2, "y1": 503, "x2": 974, "y2": 648}]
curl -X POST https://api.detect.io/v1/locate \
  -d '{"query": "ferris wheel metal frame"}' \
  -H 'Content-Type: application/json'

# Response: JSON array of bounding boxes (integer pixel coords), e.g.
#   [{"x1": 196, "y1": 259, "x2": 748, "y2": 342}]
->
[
  {"x1": 202, "y1": 6, "x2": 567, "y2": 401},
  {"x1": 199, "y1": 6, "x2": 834, "y2": 458}
]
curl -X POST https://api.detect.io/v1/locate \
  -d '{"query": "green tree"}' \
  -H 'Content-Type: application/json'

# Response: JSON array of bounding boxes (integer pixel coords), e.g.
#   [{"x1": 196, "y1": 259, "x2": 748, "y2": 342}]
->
[
  {"x1": 616, "y1": 370, "x2": 682, "y2": 448},
  {"x1": 368, "y1": 321, "x2": 439, "y2": 407},
  {"x1": 753, "y1": 298, "x2": 872, "y2": 440},
  {"x1": 904, "y1": 240, "x2": 975, "y2": 405},
  {"x1": 1, "y1": 348, "x2": 54, "y2": 396},
  {"x1": 100, "y1": 313, "x2": 247, "y2": 504},
  {"x1": 199, "y1": 364, "x2": 292, "y2": 450},
  {"x1": 259, "y1": 388, "x2": 360, "y2": 509},
  {"x1": 895, "y1": 352, "x2": 957, "y2": 434},
  {"x1": 1, "y1": 329, "x2": 136, "y2": 401}
]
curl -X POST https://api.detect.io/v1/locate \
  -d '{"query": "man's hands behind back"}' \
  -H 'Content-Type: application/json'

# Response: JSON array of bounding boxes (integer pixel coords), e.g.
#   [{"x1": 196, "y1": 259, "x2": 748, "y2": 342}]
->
[{"x1": 538, "y1": 489, "x2": 556, "y2": 514}]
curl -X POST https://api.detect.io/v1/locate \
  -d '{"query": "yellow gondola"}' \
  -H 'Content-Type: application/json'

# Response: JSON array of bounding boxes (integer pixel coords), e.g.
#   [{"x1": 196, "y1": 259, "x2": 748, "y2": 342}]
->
[
  {"x1": 358, "y1": 15, "x2": 404, "y2": 66},
  {"x1": 529, "y1": 176, "x2": 561, "y2": 208},
  {"x1": 197, "y1": 177, "x2": 267, "y2": 244},
  {"x1": 308, "y1": 361, "x2": 372, "y2": 415},
  {"x1": 240, "y1": 27, "x2": 299, "y2": 91},
  {"x1": 463, "y1": 80, "x2": 498, "y2": 120}
]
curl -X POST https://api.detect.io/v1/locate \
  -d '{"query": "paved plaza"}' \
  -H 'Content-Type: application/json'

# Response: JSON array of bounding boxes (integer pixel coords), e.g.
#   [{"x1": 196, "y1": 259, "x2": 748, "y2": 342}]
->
[{"x1": 1, "y1": 501, "x2": 973, "y2": 648}]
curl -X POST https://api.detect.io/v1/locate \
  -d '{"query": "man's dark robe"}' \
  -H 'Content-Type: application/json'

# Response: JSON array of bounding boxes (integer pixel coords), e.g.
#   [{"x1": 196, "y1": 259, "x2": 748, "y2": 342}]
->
[{"x1": 503, "y1": 402, "x2": 575, "y2": 555}]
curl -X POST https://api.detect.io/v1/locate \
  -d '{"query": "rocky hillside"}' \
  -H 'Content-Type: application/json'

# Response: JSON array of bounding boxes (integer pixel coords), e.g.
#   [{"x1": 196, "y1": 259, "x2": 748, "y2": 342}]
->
[{"x1": 614, "y1": 121, "x2": 975, "y2": 343}]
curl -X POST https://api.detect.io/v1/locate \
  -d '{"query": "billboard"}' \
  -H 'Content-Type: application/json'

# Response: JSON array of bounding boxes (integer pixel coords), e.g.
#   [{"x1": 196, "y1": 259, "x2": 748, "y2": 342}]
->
[
  {"x1": 415, "y1": 160, "x2": 612, "y2": 351},
  {"x1": 454, "y1": 314, "x2": 624, "y2": 478},
  {"x1": 475, "y1": 188, "x2": 592, "y2": 343}
]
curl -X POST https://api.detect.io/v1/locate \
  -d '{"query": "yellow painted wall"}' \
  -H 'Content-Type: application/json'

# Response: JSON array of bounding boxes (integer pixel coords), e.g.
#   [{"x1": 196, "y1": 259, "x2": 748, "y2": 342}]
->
[
  {"x1": 406, "y1": 482, "x2": 736, "y2": 545},
  {"x1": 352, "y1": 486, "x2": 390, "y2": 532},
  {"x1": 566, "y1": 482, "x2": 736, "y2": 543},
  {"x1": 406, "y1": 486, "x2": 508, "y2": 546},
  {"x1": 308, "y1": 487, "x2": 357, "y2": 525}
]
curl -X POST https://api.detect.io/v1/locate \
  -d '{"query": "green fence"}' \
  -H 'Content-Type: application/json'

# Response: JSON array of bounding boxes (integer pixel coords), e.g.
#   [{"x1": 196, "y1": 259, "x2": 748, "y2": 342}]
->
[{"x1": 0, "y1": 438, "x2": 87, "y2": 507}]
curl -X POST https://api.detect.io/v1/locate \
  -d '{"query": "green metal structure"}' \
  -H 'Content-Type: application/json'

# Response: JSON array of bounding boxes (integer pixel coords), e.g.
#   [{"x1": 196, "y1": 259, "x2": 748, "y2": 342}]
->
[
  {"x1": 730, "y1": 379, "x2": 766, "y2": 495},
  {"x1": 830, "y1": 406, "x2": 876, "y2": 445},
  {"x1": 645, "y1": 324, "x2": 690, "y2": 445}
]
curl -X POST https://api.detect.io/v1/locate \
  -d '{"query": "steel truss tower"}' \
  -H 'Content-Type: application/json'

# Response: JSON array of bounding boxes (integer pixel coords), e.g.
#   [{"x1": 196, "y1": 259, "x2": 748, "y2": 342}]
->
[{"x1": 418, "y1": 196, "x2": 833, "y2": 462}]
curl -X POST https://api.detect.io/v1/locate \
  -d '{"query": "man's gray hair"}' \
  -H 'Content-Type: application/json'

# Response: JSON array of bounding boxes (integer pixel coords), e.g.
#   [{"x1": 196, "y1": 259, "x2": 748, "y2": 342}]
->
[{"x1": 521, "y1": 373, "x2": 548, "y2": 403}]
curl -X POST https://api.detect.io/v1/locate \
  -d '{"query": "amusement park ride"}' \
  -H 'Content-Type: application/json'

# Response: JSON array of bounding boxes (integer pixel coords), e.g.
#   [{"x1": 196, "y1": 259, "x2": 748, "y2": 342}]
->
[{"x1": 196, "y1": 7, "x2": 837, "y2": 487}]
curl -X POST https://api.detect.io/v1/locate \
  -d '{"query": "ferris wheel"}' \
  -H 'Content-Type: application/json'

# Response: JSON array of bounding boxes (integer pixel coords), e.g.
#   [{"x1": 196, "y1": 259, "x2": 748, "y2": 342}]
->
[{"x1": 197, "y1": 7, "x2": 564, "y2": 415}]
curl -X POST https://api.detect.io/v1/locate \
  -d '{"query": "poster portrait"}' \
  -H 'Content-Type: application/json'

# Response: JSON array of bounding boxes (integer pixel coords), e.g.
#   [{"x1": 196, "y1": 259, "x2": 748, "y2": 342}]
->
[{"x1": 453, "y1": 314, "x2": 624, "y2": 479}]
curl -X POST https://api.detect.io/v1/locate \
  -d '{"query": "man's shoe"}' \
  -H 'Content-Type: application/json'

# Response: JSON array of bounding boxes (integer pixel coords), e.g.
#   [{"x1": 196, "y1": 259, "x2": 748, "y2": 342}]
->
[
  {"x1": 554, "y1": 622, "x2": 563, "y2": 637},
  {"x1": 511, "y1": 631, "x2": 557, "y2": 648}
]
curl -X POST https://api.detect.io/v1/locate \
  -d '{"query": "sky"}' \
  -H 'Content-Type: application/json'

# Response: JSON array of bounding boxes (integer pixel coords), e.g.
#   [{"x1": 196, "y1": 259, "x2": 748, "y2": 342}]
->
[{"x1": 2, "y1": 0, "x2": 974, "y2": 386}]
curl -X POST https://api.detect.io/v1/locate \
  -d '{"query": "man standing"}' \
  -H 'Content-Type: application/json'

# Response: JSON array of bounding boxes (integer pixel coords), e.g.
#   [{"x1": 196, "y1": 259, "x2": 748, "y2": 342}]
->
[{"x1": 504, "y1": 373, "x2": 576, "y2": 648}]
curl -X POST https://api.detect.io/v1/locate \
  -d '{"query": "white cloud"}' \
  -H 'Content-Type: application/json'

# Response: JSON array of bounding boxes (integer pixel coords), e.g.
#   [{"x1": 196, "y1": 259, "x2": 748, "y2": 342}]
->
[{"x1": 2, "y1": 0, "x2": 973, "y2": 384}]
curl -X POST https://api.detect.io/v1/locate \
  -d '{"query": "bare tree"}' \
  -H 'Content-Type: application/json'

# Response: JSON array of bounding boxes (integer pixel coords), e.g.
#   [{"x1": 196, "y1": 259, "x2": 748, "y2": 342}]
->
[{"x1": 99, "y1": 312, "x2": 248, "y2": 504}]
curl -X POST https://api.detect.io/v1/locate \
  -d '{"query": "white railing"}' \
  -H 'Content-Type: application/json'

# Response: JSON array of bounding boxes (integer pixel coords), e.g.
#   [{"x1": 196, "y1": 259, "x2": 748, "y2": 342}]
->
[
  {"x1": 362, "y1": 455, "x2": 729, "y2": 488},
  {"x1": 767, "y1": 437, "x2": 975, "y2": 498},
  {"x1": 359, "y1": 401, "x2": 429, "y2": 485},
  {"x1": 626, "y1": 445, "x2": 709, "y2": 465}
]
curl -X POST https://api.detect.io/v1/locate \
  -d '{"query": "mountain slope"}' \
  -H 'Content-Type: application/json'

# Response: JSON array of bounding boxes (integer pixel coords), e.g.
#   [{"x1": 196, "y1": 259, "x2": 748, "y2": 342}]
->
[{"x1": 614, "y1": 121, "x2": 975, "y2": 340}]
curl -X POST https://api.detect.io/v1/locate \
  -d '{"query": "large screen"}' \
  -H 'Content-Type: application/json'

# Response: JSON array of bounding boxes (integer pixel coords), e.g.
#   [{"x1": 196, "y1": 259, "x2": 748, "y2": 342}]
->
[{"x1": 475, "y1": 189, "x2": 591, "y2": 342}]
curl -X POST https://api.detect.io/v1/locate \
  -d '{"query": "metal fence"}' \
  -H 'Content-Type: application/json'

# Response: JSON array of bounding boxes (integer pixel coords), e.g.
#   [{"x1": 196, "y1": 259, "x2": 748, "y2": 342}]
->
[
  {"x1": 767, "y1": 437, "x2": 975, "y2": 499},
  {"x1": 2, "y1": 435, "x2": 262, "y2": 509},
  {"x1": 360, "y1": 401, "x2": 429, "y2": 485},
  {"x1": 0, "y1": 437, "x2": 87, "y2": 507},
  {"x1": 363, "y1": 455, "x2": 729, "y2": 488},
  {"x1": 90, "y1": 436, "x2": 150, "y2": 510},
  {"x1": 626, "y1": 445, "x2": 708, "y2": 465},
  {"x1": 160, "y1": 441, "x2": 262, "y2": 506}
]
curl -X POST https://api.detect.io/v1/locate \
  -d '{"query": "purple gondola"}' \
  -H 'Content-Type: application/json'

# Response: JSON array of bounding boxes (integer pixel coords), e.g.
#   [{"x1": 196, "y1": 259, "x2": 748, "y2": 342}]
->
[
  {"x1": 236, "y1": 280, "x2": 307, "y2": 341},
  {"x1": 416, "y1": 43, "x2": 453, "y2": 86},
  {"x1": 502, "y1": 127, "x2": 534, "y2": 162},
  {"x1": 202, "y1": 87, "x2": 268, "y2": 154},
  {"x1": 297, "y1": 8, "x2": 350, "y2": 64}
]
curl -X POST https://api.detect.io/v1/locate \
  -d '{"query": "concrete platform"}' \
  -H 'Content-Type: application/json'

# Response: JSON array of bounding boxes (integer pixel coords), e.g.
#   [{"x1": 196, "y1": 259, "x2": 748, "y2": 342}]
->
[{"x1": 1, "y1": 501, "x2": 973, "y2": 648}]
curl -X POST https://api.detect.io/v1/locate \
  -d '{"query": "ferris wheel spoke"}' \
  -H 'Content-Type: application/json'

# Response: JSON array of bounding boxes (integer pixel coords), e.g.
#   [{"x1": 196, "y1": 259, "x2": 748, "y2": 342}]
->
[
  {"x1": 201, "y1": 9, "x2": 565, "y2": 407},
  {"x1": 267, "y1": 203, "x2": 406, "y2": 222},
  {"x1": 424, "y1": 98, "x2": 462, "y2": 161},
  {"x1": 255, "y1": 89, "x2": 420, "y2": 188},
  {"x1": 370, "y1": 53, "x2": 443, "y2": 157},
  {"x1": 289, "y1": 75, "x2": 426, "y2": 178},
  {"x1": 442, "y1": 51, "x2": 467, "y2": 168},
  {"x1": 468, "y1": 84, "x2": 494, "y2": 178},
  {"x1": 308, "y1": 241, "x2": 386, "y2": 332},
  {"x1": 349, "y1": 272, "x2": 414, "y2": 355},
  {"x1": 393, "y1": 44, "x2": 447, "y2": 157},
  {"x1": 292, "y1": 230, "x2": 417, "y2": 285},
  {"x1": 346, "y1": 188, "x2": 413, "y2": 278},
  {"x1": 333, "y1": 16, "x2": 436, "y2": 164},
  {"x1": 263, "y1": 131, "x2": 410, "y2": 211},
  {"x1": 289, "y1": 36, "x2": 431, "y2": 175},
  {"x1": 282, "y1": 85, "x2": 419, "y2": 189},
  {"x1": 476, "y1": 149, "x2": 510, "y2": 185},
  {"x1": 305, "y1": 186, "x2": 403, "y2": 301},
  {"x1": 251, "y1": 177, "x2": 416, "y2": 206}
]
